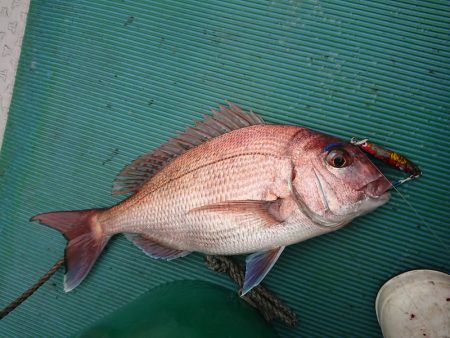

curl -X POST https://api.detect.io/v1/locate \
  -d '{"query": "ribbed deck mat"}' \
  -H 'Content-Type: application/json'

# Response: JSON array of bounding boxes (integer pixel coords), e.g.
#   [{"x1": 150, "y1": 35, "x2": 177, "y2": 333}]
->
[{"x1": 1, "y1": 1, "x2": 449, "y2": 337}]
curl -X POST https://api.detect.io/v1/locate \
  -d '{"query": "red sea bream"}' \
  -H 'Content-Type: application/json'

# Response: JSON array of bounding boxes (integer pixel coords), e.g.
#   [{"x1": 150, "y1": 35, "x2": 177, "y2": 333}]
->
[{"x1": 32, "y1": 103, "x2": 392, "y2": 294}]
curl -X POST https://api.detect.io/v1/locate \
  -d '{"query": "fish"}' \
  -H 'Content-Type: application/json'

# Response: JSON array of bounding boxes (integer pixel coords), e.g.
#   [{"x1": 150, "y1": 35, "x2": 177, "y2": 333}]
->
[{"x1": 31, "y1": 103, "x2": 392, "y2": 295}]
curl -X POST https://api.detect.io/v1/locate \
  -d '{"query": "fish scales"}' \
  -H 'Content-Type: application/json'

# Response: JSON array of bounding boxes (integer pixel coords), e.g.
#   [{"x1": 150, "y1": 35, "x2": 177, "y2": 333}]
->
[{"x1": 100, "y1": 125, "x2": 302, "y2": 253}]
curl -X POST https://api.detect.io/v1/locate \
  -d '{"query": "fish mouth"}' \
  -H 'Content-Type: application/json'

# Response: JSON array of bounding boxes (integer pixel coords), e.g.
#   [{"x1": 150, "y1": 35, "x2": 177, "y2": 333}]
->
[{"x1": 364, "y1": 176, "x2": 393, "y2": 199}]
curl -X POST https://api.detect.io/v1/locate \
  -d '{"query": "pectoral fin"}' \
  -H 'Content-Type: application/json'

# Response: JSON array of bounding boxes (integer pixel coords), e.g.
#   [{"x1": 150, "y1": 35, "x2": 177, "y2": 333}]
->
[
  {"x1": 190, "y1": 199, "x2": 286, "y2": 227},
  {"x1": 242, "y1": 246, "x2": 285, "y2": 296}
]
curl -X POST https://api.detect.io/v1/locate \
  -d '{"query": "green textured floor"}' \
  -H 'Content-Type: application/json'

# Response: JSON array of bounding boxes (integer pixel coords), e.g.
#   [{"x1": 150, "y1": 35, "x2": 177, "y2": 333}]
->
[{"x1": 1, "y1": 1, "x2": 449, "y2": 337}]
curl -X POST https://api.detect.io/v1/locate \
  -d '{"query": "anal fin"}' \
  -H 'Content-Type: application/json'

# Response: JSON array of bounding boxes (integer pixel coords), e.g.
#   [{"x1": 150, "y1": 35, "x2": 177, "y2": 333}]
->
[
  {"x1": 125, "y1": 234, "x2": 191, "y2": 260},
  {"x1": 242, "y1": 246, "x2": 285, "y2": 296}
]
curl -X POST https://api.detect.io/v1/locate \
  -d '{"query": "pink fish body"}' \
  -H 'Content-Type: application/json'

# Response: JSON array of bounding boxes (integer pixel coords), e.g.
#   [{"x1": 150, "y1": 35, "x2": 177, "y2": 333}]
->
[{"x1": 32, "y1": 104, "x2": 392, "y2": 294}]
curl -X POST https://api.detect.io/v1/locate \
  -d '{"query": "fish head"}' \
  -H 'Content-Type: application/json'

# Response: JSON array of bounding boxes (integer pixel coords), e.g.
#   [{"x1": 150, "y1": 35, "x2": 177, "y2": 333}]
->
[{"x1": 290, "y1": 130, "x2": 392, "y2": 227}]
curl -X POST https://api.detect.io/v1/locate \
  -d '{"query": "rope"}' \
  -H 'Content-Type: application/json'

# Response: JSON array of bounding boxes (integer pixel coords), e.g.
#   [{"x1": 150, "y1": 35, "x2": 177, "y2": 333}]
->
[
  {"x1": 204, "y1": 255, "x2": 298, "y2": 327},
  {"x1": 0, "y1": 257, "x2": 65, "y2": 320},
  {"x1": 1, "y1": 254, "x2": 299, "y2": 327}
]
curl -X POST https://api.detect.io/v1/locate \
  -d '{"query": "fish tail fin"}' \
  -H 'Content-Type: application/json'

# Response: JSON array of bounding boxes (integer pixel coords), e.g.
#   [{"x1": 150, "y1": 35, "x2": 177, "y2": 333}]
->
[{"x1": 31, "y1": 208, "x2": 109, "y2": 292}]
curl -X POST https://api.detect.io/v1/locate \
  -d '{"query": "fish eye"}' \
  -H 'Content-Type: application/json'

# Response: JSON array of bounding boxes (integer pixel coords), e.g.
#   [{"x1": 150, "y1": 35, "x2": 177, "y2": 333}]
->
[{"x1": 325, "y1": 149, "x2": 353, "y2": 168}]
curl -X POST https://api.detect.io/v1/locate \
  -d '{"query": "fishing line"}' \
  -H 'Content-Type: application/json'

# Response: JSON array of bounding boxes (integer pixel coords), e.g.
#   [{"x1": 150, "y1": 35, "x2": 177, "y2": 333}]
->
[
  {"x1": 387, "y1": 181, "x2": 449, "y2": 253},
  {"x1": 351, "y1": 137, "x2": 449, "y2": 253}
]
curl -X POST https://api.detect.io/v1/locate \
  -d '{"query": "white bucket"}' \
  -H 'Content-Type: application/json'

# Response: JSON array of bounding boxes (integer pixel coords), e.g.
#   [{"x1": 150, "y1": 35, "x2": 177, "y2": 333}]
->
[{"x1": 375, "y1": 269, "x2": 450, "y2": 338}]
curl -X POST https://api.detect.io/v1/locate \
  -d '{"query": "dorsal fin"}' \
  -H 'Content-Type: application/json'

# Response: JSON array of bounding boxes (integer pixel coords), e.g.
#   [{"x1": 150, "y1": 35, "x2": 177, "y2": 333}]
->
[{"x1": 112, "y1": 102, "x2": 265, "y2": 195}]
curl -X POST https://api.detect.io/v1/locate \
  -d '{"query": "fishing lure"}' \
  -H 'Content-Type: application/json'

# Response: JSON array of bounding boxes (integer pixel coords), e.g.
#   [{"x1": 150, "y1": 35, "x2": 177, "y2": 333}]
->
[{"x1": 350, "y1": 137, "x2": 422, "y2": 188}]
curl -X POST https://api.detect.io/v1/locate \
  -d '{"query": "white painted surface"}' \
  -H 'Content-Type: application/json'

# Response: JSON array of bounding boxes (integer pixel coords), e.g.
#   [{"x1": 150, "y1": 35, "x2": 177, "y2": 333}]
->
[{"x1": 0, "y1": 0, "x2": 30, "y2": 150}]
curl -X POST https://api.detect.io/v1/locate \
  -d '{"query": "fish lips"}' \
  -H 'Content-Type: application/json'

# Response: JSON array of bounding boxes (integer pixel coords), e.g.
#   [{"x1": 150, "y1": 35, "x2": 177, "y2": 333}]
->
[{"x1": 364, "y1": 176, "x2": 393, "y2": 199}]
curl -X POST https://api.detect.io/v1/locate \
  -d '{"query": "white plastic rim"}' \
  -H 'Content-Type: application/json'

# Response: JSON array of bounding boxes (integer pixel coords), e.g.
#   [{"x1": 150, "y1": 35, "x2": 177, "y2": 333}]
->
[{"x1": 375, "y1": 269, "x2": 450, "y2": 338}]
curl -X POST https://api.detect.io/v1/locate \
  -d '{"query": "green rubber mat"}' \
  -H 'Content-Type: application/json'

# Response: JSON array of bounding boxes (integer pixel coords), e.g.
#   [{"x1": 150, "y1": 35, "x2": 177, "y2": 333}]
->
[{"x1": 1, "y1": 1, "x2": 449, "y2": 337}]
